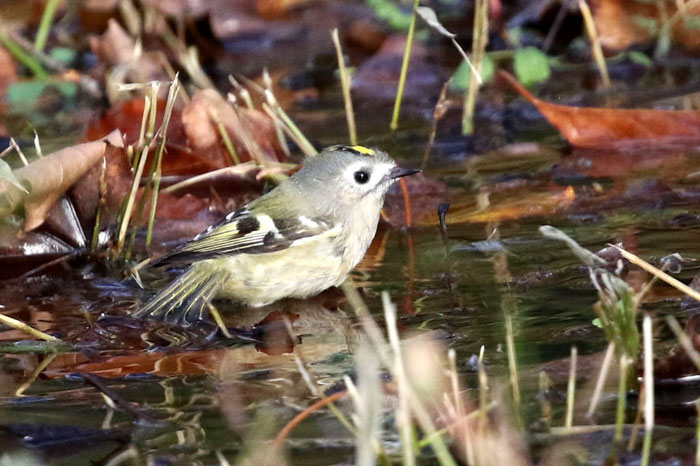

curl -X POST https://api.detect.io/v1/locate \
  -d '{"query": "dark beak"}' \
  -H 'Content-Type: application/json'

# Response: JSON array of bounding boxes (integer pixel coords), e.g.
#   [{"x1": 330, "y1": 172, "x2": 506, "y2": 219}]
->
[{"x1": 389, "y1": 167, "x2": 421, "y2": 179}]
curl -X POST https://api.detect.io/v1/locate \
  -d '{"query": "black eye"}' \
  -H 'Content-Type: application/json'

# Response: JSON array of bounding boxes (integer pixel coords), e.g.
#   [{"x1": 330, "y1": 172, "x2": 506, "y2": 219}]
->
[{"x1": 354, "y1": 170, "x2": 370, "y2": 184}]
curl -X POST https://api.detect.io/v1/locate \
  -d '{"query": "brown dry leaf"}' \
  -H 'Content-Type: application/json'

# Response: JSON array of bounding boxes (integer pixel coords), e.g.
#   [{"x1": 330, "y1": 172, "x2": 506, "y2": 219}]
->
[
  {"x1": 434, "y1": 186, "x2": 576, "y2": 225},
  {"x1": 71, "y1": 142, "x2": 132, "y2": 228},
  {"x1": 88, "y1": 19, "x2": 167, "y2": 100},
  {"x1": 0, "y1": 46, "x2": 18, "y2": 97},
  {"x1": 89, "y1": 19, "x2": 137, "y2": 66},
  {"x1": 84, "y1": 98, "x2": 228, "y2": 176},
  {"x1": 591, "y1": 0, "x2": 700, "y2": 52},
  {"x1": 0, "y1": 131, "x2": 123, "y2": 232},
  {"x1": 500, "y1": 70, "x2": 700, "y2": 149},
  {"x1": 182, "y1": 89, "x2": 283, "y2": 163}
]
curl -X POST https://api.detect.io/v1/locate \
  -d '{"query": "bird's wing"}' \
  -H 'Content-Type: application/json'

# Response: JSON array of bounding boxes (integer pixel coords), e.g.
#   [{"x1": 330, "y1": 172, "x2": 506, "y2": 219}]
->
[{"x1": 152, "y1": 210, "x2": 339, "y2": 267}]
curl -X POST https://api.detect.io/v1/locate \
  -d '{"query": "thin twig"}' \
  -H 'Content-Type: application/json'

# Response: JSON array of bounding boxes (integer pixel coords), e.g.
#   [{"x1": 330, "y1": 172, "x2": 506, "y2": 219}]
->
[
  {"x1": 615, "y1": 246, "x2": 700, "y2": 303},
  {"x1": 15, "y1": 353, "x2": 57, "y2": 396},
  {"x1": 273, "y1": 390, "x2": 348, "y2": 448},
  {"x1": 666, "y1": 316, "x2": 700, "y2": 371},
  {"x1": 0, "y1": 313, "x2": 59, "y2": 342}
]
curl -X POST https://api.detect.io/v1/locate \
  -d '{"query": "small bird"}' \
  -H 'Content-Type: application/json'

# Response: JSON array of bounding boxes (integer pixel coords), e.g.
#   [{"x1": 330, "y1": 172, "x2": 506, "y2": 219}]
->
[{"x1": 132, "y1": 145, "x2": 420, "y2": 326}]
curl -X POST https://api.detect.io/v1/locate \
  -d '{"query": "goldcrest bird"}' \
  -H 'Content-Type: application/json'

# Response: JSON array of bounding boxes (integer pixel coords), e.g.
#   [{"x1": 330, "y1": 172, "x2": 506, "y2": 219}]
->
[{"x1": 132, "y1": 145, "x2": 420, "y2": 326}]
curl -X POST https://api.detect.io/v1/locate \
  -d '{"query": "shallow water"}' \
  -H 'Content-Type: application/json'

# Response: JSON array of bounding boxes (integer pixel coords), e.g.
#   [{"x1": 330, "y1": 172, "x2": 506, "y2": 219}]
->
[{"x1": 3, "y1": 81, "x2": 700, "y2": 466}]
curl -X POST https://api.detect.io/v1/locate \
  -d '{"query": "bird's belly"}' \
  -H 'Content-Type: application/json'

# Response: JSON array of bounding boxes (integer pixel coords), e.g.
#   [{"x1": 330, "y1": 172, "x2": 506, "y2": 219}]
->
[{"x1": 214, "y1": 243, "x2": 347, "y2": 306}]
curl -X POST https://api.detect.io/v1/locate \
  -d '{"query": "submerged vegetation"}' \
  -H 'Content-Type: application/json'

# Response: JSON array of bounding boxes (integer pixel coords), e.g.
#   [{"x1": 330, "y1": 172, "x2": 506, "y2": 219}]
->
[{"x1": 1, "y1": 0, "x2": 700, "y2": 465}]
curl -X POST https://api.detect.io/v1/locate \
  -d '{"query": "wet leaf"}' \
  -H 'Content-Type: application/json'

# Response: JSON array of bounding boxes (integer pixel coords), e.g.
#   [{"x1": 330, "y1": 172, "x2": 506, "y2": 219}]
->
[
  {"x1": 442, "y1": 186, "x2": 576, "y2": 225},
  {"x1": 0, "y1": 159, "x2": 28, "y2": 193},
  {"x1": 416, "y1": 6, "x2": 455, "y2": 38},
  {"x1": 499, "y1": 70, "x2": 700, "y2": 149},
  {"x1": 0, "y1": 131, "x2": 123, "y2": 231},
  {"x1": 513, "y1": 47, "x2": 550, "y2": 86}
]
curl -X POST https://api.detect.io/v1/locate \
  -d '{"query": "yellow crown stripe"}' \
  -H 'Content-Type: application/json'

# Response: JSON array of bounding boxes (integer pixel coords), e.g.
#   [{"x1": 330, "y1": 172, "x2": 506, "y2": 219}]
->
[
  {"x1": 347, "y1": 145, "x2": 375, "y2": 156},
  {"x1": 326, "y1": 144, "x2": 377, "y2": 157}
]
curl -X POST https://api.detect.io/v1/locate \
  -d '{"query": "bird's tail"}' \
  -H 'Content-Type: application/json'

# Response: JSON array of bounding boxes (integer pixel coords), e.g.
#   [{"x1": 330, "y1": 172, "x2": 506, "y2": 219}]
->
[{"x1": 132, "y1": 262, "x2": 232, "y2": 326}]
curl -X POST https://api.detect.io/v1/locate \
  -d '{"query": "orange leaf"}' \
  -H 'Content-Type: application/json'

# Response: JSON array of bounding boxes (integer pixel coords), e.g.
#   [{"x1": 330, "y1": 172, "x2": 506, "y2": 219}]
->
[
  {"x1": 591, "y1": 0, "x2": 700, "y2": 52},
  {"x1": 500, "y1": 70, "x2": 700, "y2": 150},
  {"x1": 439, "y1": 186, "x2": 575, "y2": 225}
]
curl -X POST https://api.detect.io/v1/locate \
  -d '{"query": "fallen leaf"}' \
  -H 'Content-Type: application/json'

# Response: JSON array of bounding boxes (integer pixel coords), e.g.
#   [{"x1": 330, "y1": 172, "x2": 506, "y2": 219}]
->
[
  {"x1": 70, "y1": 142, "x2": 132, "y2": 230},
  {"x1": 499, "y1": 70, "x2": 700, "y2": 149},
  {"x1": 432, "y1": 186, "x2": 575, "y2": 225},
  {"x1": 0, "y1": 159, "x2": 27, "y2": 193},
  {"x1": 0, "y1": 45, "x2": 17, "y2": 97},
  {"x1": 182, "y1": 89, "x2": 284, "y2": 164},
  {"x1": 591, "y1": 0, "x2": 700, "y2": 52},
  {"x1": 88, "y1": 19, "x2": 169, "y2": 103},
  {"x1": 85, "y1": 98, "x2": 231, "y2": 176},
  {"x1": 0, "y1": 131, "x2": 123, "y2": 232}
]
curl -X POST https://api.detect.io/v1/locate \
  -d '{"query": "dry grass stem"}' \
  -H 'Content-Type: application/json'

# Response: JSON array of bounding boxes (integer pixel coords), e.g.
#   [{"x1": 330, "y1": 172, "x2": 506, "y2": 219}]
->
[
  {"x1": 615, "y1": 246, "x2": 700, "y2": 303},
  {"x1": 390, "y1": 0, "x2": 421, "y2": 131},
  {"x1": 565, "y1": 346, "x2": 577, "y2": 428},
  {"x1": 578, "y1": 0, "x2": 611, "y2": 87},
  {"x1": 666, "y1": 315, "x2": 700, "y2": 370},
  {"x1": 641, "y1": 316, "x2": 654, "y2": 466},
  {"x1": 14, "y1": 353, "x2": 58, "y2": 396},
  {"x1": 505, "y1": 312, "x2": 521, "y2": 406},
  {"x1": 331, "y1": 29, "x2": 357, "y2": 145},
  {"x1": 462, "y1": 0, "x2": 489, "y2": 134},
  {"x1": 614, "y1": 355, "x2": 630, "y2": 442},
  {"x1": 586, "y1": 342, "x2": 615, "y2": 419},
  {"x1": 383, "y1": 292, "x2": 416, "y2": 466}
]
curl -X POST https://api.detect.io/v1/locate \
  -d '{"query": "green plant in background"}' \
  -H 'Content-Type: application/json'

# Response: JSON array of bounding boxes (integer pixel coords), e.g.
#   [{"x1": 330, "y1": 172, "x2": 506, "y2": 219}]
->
[
  {"x1": 513, "y1": 46, "x2": 551, "y2": 87},
  {"x1": 450, "y1": 55, "x2": 494, "y2": 92},
  {"x1": 366, "y1": 0, "x2": 413, "y2": 30},
  {"x1": 450, "y1": 48, "x2": 551, "y2": 91}
]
